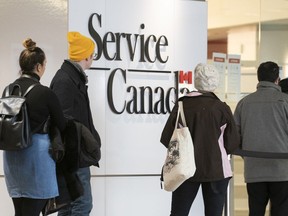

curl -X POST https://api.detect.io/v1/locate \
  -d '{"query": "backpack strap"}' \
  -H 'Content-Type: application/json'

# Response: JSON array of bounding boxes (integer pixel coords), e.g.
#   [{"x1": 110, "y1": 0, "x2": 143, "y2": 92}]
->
[
  {"x1": 3, "y1": 86, "x2": 10, "y2": 97},
  {"x1": 3, "y1": 83, "x2": 38, "y2": 97},
  {"x1": 23, "y1": 84, "x2": 39, "y2": 97},
  {"x1": 3, "y1": 84, "x2": 22, "y2": 97}
]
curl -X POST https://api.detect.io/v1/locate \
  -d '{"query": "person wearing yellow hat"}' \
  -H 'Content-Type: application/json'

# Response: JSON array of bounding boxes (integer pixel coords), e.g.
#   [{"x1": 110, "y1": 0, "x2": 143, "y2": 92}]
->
[
  {"x1": 68, "y1": 31, "x2": 95, "y2": 62},
  {"x1": 50, "y1": 31, "x2": 101, "y2": 216}
]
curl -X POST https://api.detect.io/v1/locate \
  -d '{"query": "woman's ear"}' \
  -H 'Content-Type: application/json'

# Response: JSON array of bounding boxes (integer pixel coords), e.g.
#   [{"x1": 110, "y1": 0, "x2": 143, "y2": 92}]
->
[{"x1": 36, "y1": 63, "x2": 41, "y2": 72}]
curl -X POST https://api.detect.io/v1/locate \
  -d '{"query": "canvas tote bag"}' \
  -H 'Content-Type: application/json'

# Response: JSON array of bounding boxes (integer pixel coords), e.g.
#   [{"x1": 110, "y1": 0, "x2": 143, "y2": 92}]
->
[{"x1": 162, "y1": 101, "x2": 196, "y2": 192}]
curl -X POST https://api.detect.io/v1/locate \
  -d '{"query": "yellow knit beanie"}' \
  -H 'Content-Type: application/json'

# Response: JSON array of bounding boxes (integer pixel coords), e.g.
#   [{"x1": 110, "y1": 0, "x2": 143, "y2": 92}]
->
[{"x1": 67, "y1": 31, "x2": 95, "y2": 61}]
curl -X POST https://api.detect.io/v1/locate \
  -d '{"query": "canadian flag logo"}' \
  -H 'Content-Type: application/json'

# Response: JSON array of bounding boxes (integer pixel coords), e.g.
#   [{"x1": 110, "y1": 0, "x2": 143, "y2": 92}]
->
[{"x1": 179, "y1": 71, "x2": 192, "y2": 84}]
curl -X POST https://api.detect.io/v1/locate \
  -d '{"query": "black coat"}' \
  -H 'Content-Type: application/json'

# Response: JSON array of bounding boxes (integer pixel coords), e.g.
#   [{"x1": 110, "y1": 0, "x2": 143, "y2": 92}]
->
[
  {"x1": 50, "y1": 60, "x2": 101, "y2": 144},
  {"x1": 47, "y1": 60, "x2": 101, "y2": 214},
  {"x1": 45, "y1": 119, "x2": 101, "y2": 215},
  {"x1": 62, "y1": 119, "x2": 101, "y2": 170},
  {"x1": 59, "y1": 119, "x2": 101, "y2": 199}
]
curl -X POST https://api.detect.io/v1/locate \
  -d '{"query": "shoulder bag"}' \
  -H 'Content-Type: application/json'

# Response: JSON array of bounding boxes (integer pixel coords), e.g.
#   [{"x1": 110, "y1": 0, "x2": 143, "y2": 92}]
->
[{"x1": 161, "y1": 101, "x2": 196, "y2": 192}]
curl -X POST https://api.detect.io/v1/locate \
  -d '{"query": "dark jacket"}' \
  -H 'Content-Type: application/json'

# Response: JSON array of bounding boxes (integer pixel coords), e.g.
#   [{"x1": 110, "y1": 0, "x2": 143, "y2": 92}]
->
[
  {"x1": 161, "y1": 92, "x2": 240, "y2": 182},
  {"x1": 46, "y1": 119, "x2": 101, "y2": 214},
  {"x1": 48, "y1": 60, "x2": 101, "y2": 213},
  {"x1": 62, "y1": 119, "x2": 101, "y2": 170},
  {"x1": 50, "y1": 60, "x2": 101, "y2": 146}
]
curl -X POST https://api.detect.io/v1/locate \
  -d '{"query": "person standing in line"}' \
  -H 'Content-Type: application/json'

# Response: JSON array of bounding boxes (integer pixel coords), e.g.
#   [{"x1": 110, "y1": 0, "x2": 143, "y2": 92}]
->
[
  {"x1": 50, "y1": 31, "x2": 100, "y2": 216},
  {"x1": 234, "y1": 61, "x2": 288, "y2": 216},
  {"x1": 160, "y1": 63, "x2": 240, "y2": 216},
  {"x1": 3, "y1": 38, "x2": 66, "y2": 216}
]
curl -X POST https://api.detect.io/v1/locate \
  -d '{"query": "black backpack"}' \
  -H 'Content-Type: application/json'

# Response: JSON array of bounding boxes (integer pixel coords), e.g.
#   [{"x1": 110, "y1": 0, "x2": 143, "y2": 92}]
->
[{"x1": 0, "y1": 83, "x2": 38, "y2": 151}]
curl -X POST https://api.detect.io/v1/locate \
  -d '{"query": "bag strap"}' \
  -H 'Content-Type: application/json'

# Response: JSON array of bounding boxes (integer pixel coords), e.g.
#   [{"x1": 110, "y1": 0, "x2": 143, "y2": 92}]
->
[
  {"x1": 178, "y1": 101, "x2": 187, "y2": 127},
  {"x1": 4, "y1": 84, "x2": 22, "y2": 97},
  {"x1": 3, "y1": 85, "x2": 10, "y2": 97},
  {"x1": 23, "y1": 83, "x2": 38, "y2": 97},
  {"x1": 174, "y1": 102, "x2": 181, "y2": 130},
  {"x1": 175, "y1": 101, "x2": 187, "y2": 129},
  {"x1": 4, "y1": 83, "x2": 38, "y2": 97}
]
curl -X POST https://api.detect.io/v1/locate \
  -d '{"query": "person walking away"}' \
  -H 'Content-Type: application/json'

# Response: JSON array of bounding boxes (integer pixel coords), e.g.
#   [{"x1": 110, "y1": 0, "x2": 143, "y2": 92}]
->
[
  {"x1": 160, "y1": 63, "x2": 240, "y2": 216},
  {"x1": 234, "y1": 61, "x2": 288, "y2": 216},
  {"x1": 50, "y1": 31, "x2": 101, "y2": 216},
  {"x1": 3, "y1": 38, "x2": 66, "y2": 216}
]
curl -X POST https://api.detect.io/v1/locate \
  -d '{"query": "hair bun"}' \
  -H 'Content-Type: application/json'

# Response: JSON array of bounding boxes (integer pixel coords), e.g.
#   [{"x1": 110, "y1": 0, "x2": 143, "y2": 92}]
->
[{"x1": 22, "y1": 38, "x2": 36, "y2": 51}]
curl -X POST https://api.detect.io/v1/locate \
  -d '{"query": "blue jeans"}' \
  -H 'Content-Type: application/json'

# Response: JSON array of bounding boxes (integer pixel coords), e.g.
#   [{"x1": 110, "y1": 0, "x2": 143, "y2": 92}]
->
[
  {"x1": 170, "y1": 178, "x2": 230, "y2": 216},
  {"x1": 58, "y1": 167, "x2": 92, "y2": 216}
]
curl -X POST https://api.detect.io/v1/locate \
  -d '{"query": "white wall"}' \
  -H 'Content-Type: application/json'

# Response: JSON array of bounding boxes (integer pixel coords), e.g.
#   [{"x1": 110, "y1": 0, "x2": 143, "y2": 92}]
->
[
  {"x1": 208, "y1": 0, "x2": 288, "y2": 29},
  {"x1": 227, "y1": 24, "x2": 288, "y2": 95},
  {"x1": 260, "y1": 24, "x2": 288, "y2": 77}
]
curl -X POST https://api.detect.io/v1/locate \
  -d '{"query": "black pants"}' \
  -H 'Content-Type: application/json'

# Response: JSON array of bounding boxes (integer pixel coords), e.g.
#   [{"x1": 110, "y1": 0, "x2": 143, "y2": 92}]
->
[
  {"x1": 170, "y1": 178, "x2": 230, "y2": 216},
  {"x1": 247, "y1": 181, "x2": 288, "y2": 216},
  {"x1": 12, "y1": 197, "x2": 48, "y2": 216}
]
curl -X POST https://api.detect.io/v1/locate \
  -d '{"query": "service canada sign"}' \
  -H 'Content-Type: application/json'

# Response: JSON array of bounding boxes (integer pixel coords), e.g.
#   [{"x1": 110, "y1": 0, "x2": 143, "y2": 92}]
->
[
  {"x1": 87, "y1": 12, "x2": 195, "y2": 115},
  {"x1": 68, "y1": 1, "x2": 207, "y2": 214}
]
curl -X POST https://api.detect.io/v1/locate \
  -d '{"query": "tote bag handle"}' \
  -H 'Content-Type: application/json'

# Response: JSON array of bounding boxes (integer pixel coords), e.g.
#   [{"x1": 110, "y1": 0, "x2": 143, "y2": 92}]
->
[{"x1": 175, "y1": 101, "x2": 187, "y2": 130}]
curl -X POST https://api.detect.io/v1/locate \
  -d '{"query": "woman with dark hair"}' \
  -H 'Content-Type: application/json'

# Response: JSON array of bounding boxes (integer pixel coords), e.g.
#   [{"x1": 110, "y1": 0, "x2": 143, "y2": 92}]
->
[{"x1": 2, "y1": 38, "x2": 66, "y2": 216}]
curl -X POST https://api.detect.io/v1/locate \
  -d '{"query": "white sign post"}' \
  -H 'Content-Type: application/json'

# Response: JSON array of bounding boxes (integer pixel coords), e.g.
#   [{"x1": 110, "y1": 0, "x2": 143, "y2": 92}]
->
[{"x1": 227, "y1": 54, "x2": 241, "y2": 102}]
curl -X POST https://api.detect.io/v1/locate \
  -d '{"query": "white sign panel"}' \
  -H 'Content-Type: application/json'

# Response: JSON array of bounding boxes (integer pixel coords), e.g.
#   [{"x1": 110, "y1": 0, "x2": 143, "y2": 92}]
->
[
  {"x1": 227, "y1": 54, "x2": 241, "y2": 102},
  {"x1": 69, "y1": 0, "x2": 207, "y2": 175},
  {"x1": 213, "y1": 52, "x2": 227, "y2": 101},
  {"x1": 69, "y1": 0, "x2": 207, "y2": 215}
]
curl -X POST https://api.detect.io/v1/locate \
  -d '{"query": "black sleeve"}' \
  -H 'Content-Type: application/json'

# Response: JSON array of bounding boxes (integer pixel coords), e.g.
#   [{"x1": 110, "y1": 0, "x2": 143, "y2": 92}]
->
[
  {"x1": 50, "y1": 77, "x2": 75, "y2": 117},
  {"x1": 223, "y1": 103, "x2": 241, "y2": 154},
  {"x1": 46, "y1": 89, "x2": 66, "y2": 132}
]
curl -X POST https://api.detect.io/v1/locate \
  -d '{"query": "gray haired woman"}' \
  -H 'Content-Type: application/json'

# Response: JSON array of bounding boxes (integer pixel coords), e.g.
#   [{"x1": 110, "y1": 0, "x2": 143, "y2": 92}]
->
[{"x1": 160, "y1": 63, "x2": 240, "y2": 216}]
